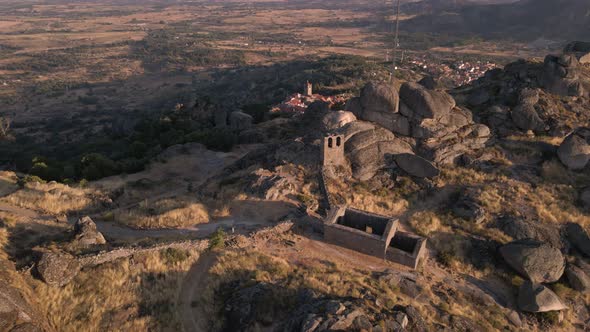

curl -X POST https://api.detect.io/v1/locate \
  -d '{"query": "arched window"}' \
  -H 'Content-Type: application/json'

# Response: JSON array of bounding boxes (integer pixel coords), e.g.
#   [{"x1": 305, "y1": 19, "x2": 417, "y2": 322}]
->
[
  {"x1": 328, "y1": 137, "x2": 333, "y2": 148},
  {"x1": 336, "y1": 137, "x2": 341, "y2": 147}
]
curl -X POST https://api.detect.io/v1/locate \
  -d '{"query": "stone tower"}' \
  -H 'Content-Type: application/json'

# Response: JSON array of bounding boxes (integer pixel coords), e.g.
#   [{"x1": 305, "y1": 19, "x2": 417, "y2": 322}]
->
[
  {"x1": 305, "y1": 81, "x2": 313, "y2": 96},
  {"x1": 321, "y1": 135, "x2": 345, "y2": 168}
]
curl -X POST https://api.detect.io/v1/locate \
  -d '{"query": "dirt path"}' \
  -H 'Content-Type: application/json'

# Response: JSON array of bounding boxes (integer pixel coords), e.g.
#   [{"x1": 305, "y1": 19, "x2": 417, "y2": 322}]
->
[{"x1": 179, "y1": 252, "x2": 218, "y2": 332}]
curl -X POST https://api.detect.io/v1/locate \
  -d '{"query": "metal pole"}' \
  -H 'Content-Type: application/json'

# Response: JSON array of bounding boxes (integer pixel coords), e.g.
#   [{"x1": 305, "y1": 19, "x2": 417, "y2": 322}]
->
[{"x1": 392, "y1": 0, "x2": 401, "y2": 77}]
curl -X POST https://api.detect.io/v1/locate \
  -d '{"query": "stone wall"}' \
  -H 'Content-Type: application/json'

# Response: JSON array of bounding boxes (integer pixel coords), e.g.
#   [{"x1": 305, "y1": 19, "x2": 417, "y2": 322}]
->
[
  {"x1": 386, "y1": 232, "x2": 427, "y2": 269},
  {"x1": 324, "y1": 223, "x2": 389, "y2": 258},
  {"x1": 324, "y1": 206, "x2": 398, "y2": 260},
  {"x1": 78, "y1": 240, "x2": 209, "y2": 268}
]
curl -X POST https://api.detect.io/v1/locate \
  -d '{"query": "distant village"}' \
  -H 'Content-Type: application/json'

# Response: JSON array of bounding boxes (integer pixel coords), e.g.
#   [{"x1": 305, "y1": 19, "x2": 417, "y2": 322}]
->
[{"x1": 406, "y1": 54, "x2": 498, "y2": 86}]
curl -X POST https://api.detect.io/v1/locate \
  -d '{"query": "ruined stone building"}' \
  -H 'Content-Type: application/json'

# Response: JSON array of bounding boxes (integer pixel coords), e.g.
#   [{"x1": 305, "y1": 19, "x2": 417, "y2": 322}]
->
[{"x1": 323, "y1": 206, "x2": 427, "y2": 269}]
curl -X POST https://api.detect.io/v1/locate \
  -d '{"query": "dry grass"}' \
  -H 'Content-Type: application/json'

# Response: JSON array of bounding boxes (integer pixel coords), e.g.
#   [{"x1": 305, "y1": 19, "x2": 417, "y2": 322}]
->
[
  {"x1": 1, "y1": 181, "x2": 100, "y2": 215},
  {"x1": 33, "y1": 249, "x2": 199, "y2": 331},
  {"x1": 115, "y1": 196, "x2": 210, "y2": 229},
  {"x1": 409, "y1": 211, "x2": 442, "y2": 237}
]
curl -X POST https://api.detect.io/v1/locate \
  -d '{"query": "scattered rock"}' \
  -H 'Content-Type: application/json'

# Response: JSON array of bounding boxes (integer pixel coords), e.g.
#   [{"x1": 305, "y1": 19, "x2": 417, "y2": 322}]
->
[
  {"x1": 322, "y1": 111, "x2": 357, "y2": 131},
  {"x1": 73, "y1": 216, "x2": 106, "y2": 247},
  {"x1": 558, "y1": 127, "x2": 590, "y2": 170},
  {"x1": 565, "y1": 264, "x2": 590, "y2": 292},
  {"x1": 36, "y1": 252, "x2": 81, "y2": 287},
  {"x1": 511, "y1": 103, "x2": 545, "y2": 132},
  {"x1": 517, "y1": 281, "x2": 567, "y2": 313},
  {"x1": 224, "y1": 282, "x2": 277, "y2": 330},
  {"x1": 330, "y1": 309, "x2": 364, "y2": 330},
  {"x1": 229, "y1": 111, "x2": 253, "y2": 131},
  {"x1": 451, "y1": 189, "x2": 485, "y2": 223},
  {"x1": 247, "y1": 168, "x2": 295, "y2": 201},
  {"x1": 394, "y1": 153, "x2": 440, "y2": 178},
  {"x1": 565, "y1": 222, "x2": 590, "y2": 257},
  {"x1": 499, "y1": 239, "x2": 565, "y2": 283}
]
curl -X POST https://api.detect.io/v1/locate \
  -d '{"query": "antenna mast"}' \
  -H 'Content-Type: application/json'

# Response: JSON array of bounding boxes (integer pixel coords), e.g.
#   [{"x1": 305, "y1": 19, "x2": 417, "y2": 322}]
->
[{"x1": 392, "y1": 0, "x2": 401, "y2": 77}]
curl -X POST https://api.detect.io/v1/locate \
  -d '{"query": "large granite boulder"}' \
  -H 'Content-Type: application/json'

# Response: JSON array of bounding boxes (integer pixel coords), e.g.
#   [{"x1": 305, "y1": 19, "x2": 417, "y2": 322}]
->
[
  {"x1": 517, "y1": 281, "x2": 567, "y2": 313},
  {"x1": 394, "y1": 153, "x2": 440, "y2": 178},
  {"x1": 360, "y1": 82, "x2": 399, "y2": 115},
  {"x1": 357, "y1": 82, "x2": 411, "y2": 135},
  {"x1": 566, "y1": 264, "x2": 590, "y2": 292},
  {"x1": 36, "y1": 252, "x2": 81, "y2": 287},
  {"x1": 558, "y1": 128, "x2": 590, "y2": 170},
  {"x1": 0, "y1": 283, "x2": 43, "y2": 331},
  {"x1": 73, "y1": 216, "x2": 106, "y2": 247},
  {"x1": 322, "y1": 111, "x2": 357, "y2": 131},
  {"x1": 336, "y1": 121, "x2": 413, "y2": 180},
  {"x1": 564, "y1": 41, "x2": 590, "y2": 64},
  {"x1": 499, "y1": 239, "x2": 565, "y2": 283},
  {"x1": 399, "y1": 82, "x2": 455, "y2": 120},
  {"x1": 565, "y1": 223, "x2": 590, "y2": 257},
  {"x1": 497, "y1": 216, "x2": 564, "y2": 249}
]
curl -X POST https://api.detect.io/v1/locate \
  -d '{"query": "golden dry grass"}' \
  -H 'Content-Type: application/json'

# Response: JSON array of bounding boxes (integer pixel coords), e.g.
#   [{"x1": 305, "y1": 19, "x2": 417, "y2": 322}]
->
[
  {"x1": 115, "y1": 196, "x2": 210, "y2": 229},
  {"x1": 33, "y1": 249, "x2": 199, "y2": 332},
  {"x1": 1, "y1": 181, "x2": 100, "y2": 215}
]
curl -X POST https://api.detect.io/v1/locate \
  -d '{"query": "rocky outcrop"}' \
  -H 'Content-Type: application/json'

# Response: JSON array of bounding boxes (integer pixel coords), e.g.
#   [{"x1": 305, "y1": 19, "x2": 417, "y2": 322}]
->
[
  {"x1": 566, "y1": 264, "x2": 590, "y2": 292},
  {"x1": 566, "y1": 223, "x2": 590, "y2": 257},
  {"x1": 451, "y1": 188, "x2": 485, "y2": 224},
  {"x1": 246, "y1": 168, "x2": 295, "y2": 201},
  {"x1": 461, "y1": 54, "x2": 590, "y2": 138},
  {"x1": 322, "y1": 111, "x2": 357, "y2": 131},
  {"x1": 73, "y1": 216, "x2": 106, "y2": 247},
  {"x1": 347, "y1": 81, "x2": 491, "y2": 170},
  {"x1": 36, "y1": 251, "x2": 81, "y2": 287},
  {"x1": 517, "y1": 281, "x2": 567, "y2": 313},
  {"x1": 558, "y1": 127, "x2": 590, "y2": 170},
  {"x1": 399, "y1": 82, "x2": 455, "y2": 120},
  {"x1": 335, "y1": 121, "x2": 413, "y2": 180},
  {"x1": 542, "y1": 54, "x2": 586, "y2": 97},
  {"x1": 499, "y1": 239, "x2": 565, "y2": 283},
  {"x1": 0, "y1": 283, "x2": 44, "y2": 332},
  {"x1": 564, "y1": 41, "x2": 590, "y2": 65},
  {"x1": 229, "y1": 111, "x2": 253, "y2": 131}
]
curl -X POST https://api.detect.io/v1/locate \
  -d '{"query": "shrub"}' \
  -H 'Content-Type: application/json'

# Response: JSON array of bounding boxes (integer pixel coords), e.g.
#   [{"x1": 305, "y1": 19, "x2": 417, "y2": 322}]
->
[
  {"x1": 17, "y1": 175, "x2": 45, "y2": 187},
  {"x1": 80, "y1": 153, "x2": 119, "y2": 180},
  {"x1": 209, "y1": 227, "x2": 226, "y2": 250},
  {"x1": 160, "y1": 248, "x2": 190, "y2": 265}
]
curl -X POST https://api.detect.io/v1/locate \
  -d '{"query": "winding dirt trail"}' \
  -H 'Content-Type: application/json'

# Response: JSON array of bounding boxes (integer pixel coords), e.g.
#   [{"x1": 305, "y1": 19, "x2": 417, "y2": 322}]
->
[{"x1": 178, "y1": 252, "x2": 218, "y2": 332}]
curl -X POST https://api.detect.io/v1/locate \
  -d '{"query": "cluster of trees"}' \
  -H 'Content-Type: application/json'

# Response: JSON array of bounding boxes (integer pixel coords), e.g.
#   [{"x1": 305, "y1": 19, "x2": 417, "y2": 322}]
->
[
  {"x1": 0, "y1": 101, "x2": 241, "y2": 183},
  {"x1": 133, "y1": 29, "x2": 246, "y2": 70}
]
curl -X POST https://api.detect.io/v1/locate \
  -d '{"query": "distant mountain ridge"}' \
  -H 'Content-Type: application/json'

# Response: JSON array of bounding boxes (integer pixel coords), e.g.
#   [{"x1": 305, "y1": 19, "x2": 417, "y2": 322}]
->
[{"x1": 402, "y1": 0, "x2": 590, "y2": 41}]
